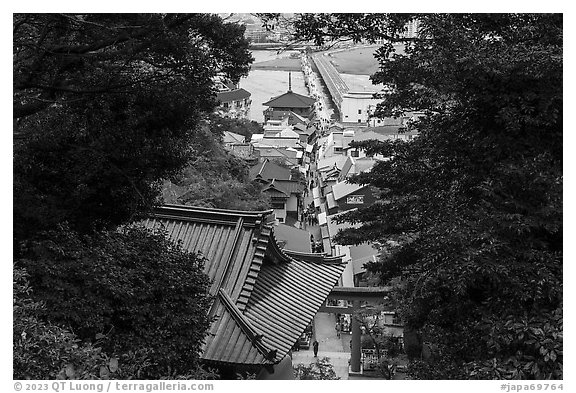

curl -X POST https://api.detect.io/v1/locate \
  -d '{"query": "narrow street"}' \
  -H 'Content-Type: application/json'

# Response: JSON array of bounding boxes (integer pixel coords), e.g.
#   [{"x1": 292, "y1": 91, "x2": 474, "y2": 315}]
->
[{"x1": 292, "y1": 312, "x2": 351, "y2": 379}]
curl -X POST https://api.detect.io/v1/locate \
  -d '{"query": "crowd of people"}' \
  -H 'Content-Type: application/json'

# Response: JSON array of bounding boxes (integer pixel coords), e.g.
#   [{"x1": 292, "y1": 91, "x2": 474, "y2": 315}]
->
[{"x1": 303, "y1": 208, "x2": 318, "y2": 227}]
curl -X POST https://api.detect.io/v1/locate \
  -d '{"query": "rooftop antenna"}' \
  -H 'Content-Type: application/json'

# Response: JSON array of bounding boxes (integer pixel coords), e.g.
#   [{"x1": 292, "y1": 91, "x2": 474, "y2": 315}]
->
[{"x1": 288, "y1": 72, "x2": 292, "y2": 92}]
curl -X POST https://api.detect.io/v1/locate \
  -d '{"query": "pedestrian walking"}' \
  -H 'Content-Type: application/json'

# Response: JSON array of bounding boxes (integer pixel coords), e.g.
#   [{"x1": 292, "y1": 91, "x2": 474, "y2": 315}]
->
[
  {"x1": 313, "y1": 340, "x2": 319, "y2": 357},
  {"x1": 335, "y1": 322, "x2": 341, "y2": 338}
]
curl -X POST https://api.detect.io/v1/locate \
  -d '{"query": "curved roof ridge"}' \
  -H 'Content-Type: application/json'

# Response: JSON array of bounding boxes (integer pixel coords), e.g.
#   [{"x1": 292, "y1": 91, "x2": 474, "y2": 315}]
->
[
  {"x1": 265, "y1": 225, "x2": 294, "y2": 264},
  {"x1": 282, "y1": 249, "x2": 345, "y2": 264},
  {"x1": 158, "y1": 204, "x2": 273, "y2": 218}
]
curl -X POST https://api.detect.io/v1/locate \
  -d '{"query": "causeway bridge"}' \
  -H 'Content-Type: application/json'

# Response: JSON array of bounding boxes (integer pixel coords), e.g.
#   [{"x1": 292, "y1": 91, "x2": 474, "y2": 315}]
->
[{"x1": 310, "y1": 52, "x2": 349, "y2": 115}]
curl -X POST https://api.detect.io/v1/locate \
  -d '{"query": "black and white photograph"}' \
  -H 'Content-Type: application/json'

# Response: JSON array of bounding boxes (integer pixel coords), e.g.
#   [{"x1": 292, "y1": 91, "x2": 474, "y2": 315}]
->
[{"x1": 11, "y1": 9, "x2": 564, "y2": 390}]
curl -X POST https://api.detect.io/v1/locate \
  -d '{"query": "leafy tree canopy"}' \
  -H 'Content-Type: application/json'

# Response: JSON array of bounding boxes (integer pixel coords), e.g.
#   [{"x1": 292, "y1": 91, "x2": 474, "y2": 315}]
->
[
  {"x1": 14, "y1": 14, "x2": 253, "y2": 243},
  {"x1": 163, "y1": 119, "x2": 271, "y2": 211},
  {"x1": 13, "y1": 14, "x2": 256, "y2": 379},
  {"x1": 271, "y1": 13, "x2": 563, "y2": 379},
  {"x1": 293, "y1": 358, "x2": 340, "y2": 380},
  {"x1": 18, "y1": 226, "x2": 213, "y2": 379},
  {"x1": 207, "y1": 113, "x2": 263, "y2": 141}
]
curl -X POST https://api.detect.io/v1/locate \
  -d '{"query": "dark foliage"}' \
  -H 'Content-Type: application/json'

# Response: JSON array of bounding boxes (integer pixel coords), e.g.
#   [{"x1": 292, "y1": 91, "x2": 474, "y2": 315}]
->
[
  {"x1": 13, "y1": 14, "x2": 253, "y2": 244},
  {"x1": 13, "y1": 14, "x2": 255, "y2": 380},
  {"x1": 279, "y1": 13, "x2": 562, "y2": 379},
  {"x1": 164, "y1": 121, "x2": 271, "y2": 210},
  {"x1": 18, "y1": 226, "x2": 212, "y2": 379},
  {"x1": 208, "y1": 113, "x2": 263, "y2": 141},
  {"x1": 293, "y1": 357, "x2": 340, "y2": 380}
]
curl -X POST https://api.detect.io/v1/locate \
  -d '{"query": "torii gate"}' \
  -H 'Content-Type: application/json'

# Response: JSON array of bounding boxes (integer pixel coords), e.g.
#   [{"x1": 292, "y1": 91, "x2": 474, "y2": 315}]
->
[{"x1": 318, "y1": 286, "x2": 394, "y2": 373}]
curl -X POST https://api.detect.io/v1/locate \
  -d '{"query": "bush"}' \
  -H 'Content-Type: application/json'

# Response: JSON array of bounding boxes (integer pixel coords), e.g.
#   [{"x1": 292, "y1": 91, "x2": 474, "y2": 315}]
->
[
  {"x1": 14, "y1": 265, "x2": 109, "y2": 379},
  {"x1": 19, "y1": 225, "x2": 212, "y2": 379},
  {"x1": 293, "y1": 357, "x2": 340, "y2": 380}
]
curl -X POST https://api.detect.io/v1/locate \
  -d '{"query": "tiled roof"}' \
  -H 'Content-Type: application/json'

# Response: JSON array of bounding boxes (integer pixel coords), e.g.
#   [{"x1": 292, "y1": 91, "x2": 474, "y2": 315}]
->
[
  {"x1": 261, "y1": 180, "x2": 289, "y2": 198},
  {"x1": 317, "y1": 155, "x2": 349, "y2": 172},
  {"x1": 249, "y1": 159, "x2": 292, "y2": 181},
  {"x1": 244, "y1": 231, "x2": 345, "y2": 361},
  {"x1": 266, "y1": 110, "x2": 309, "y2": 125},
  {"x1": 216, "y1": 88, "x2": 251, "y2": 103},
  {"x1": 273, "y1": 179, "x2": 304, "y2": 195},
  {"x1": 141, "y1": 205, "x2": 346, "y2": 367},
  {"x1": 263, "y1": 91, "x2": 316, "y2": 109}
]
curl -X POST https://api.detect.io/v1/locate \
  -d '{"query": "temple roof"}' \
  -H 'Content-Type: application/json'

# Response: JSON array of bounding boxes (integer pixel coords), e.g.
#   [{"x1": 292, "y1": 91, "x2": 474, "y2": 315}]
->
[
  {"x1": 140, "y1": 205, "x2": 346, "y2": 367},
  {"x1": 263, "y1": 91, "x2": 316, "y2": 109}
]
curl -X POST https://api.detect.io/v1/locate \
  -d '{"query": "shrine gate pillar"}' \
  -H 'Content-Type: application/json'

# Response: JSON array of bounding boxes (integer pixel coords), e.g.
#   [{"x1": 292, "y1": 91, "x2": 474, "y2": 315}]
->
[{"x1": 350, "y1": 300, "x2": 361, "y2": 372}]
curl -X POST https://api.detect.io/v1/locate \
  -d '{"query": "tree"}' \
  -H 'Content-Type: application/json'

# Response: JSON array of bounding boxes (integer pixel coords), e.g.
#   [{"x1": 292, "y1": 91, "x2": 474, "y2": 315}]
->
[
  {"x1": 355, "y1": 304, "x2": 403, "y2": 379},
  {"x1": 208, "y1": 113, "x2": 263, "y2": 141},
  {"x1": 163, "y1": 121, "x2": 271, "y2": 211},
  {"x1": 13, "y1": 14, "x2": 255, "y2": 379},
  {"x1": 293, "y1": 357, "x2": 340, "y2": 380},
  {"x1": 13, "y1": 14, "x2": 253, "y2": 245},
  {"x1": 273, "y1": 14, "x2": 562, "y2": 379},
  {"x1": 14, "y1": 265, "x2": 110, "y2": 380},
  {"x1": 18, "y1": 226, "x2": 213, "y2": 379}
]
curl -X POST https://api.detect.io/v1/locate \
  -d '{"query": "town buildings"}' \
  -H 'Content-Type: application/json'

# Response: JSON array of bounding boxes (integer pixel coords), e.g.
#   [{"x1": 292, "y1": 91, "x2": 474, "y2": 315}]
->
[
  {"x1": 207, "y1": 43, "x2": 421, "y2": 377},
  {"x1": 250, "y1": 159, "x2": 305, "y2": 224},
  {"x1": 262, "y1": 74, "x2": 316, "y2": 122},
  {"x1": 141, "y1": 205, "x2": 346, "y2": 379},
  {"x1": 215, "y1": 79, "x2": 252, "y2": 120}
]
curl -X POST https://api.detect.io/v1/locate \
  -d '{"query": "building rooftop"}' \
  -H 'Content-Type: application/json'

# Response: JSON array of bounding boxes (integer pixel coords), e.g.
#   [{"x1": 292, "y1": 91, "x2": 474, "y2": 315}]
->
[
  {"x1": 273, "y1": 179, "x2": 305, "y2": 195},
  {"x1": 223, "y1": 131, "x2": 246, "y2": 144},
  {"x1": 263, "y1": 91, "x2": 316, "y2": 109},
  {"x1": 249, "y1": 159, "x2": 292, "y2": 181},
  {"x1": 265, "y1": 110, "x2": 309, "y2": 125},
  {"x1": 317, "y1": 155, "x2": 349, "y2": 172},
  {"x1": 261, "y1": 180, "x2": 290, "y2": 198},
  {"x1": 332, "y1": 181, "x2": 365, "y2": 201},
  {"x1": 141, "y1": 205, "x2": 346, "y2": 367},
  {"x1": 216, "y1": 88, "x2": 251, "y2": 103}
]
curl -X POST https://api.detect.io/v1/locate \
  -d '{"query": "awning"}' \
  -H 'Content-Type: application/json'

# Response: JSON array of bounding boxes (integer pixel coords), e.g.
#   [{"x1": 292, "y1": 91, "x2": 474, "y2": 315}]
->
[
  {"x1": 326, "y1": 192, "x2": 337, "y2": 209},
  {"x1": 322, "y1": 238, "x2": 332, "y2": 254},
  {"x1": 313, "y1": 197, "x2": 321, "y2": 208},
  {"x1": 312, "y1": 186, "x2": 321, "y2": 199},
  {"x1": 320, "y1": 224, "x2": 331, "y2": 240}
]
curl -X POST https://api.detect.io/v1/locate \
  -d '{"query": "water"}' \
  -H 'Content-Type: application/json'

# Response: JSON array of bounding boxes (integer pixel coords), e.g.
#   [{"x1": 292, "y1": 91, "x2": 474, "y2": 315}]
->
[
  {"x1": 240, "y1": 50, "x2": 378, "y2": 124},
  {"x1": 241, "y1": 56, "x2": 309, "y2": 123}
]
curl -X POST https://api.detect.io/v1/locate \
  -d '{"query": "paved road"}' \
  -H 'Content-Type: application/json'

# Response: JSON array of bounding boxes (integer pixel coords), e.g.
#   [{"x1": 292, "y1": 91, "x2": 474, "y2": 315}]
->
[
  {"x1": 311, "y1": 53, "x2": 349, "y2": 109},
  {"x1": 292, "y1": 350, "x2": 351, "y2": 380},
  {"x1": 292, "y1": 312, "x2": 351, "y2": 379}
]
